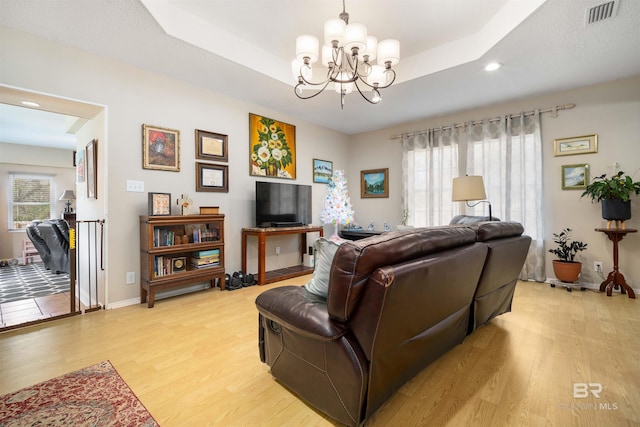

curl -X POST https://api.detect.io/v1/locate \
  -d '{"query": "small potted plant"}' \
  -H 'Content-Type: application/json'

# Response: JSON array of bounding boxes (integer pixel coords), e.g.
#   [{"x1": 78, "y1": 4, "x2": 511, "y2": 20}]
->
[
  {"x1": 397, "y1": 208, "x2": 413, "y2": 230},
  {"x1": 581, "y1": 171, "x2": 640, "y2": 226},
  {"x1": 548, "y1": 228, "x2": 588, "y2": 283}
]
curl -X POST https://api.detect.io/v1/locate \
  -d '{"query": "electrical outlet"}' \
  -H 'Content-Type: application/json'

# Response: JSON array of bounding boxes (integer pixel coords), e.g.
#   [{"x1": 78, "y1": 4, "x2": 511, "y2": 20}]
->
[
  {"x1": 594, "y1": 261, "x2": 603, "y2": 272},
  {"x1": 126, "y1": 271, "x2": 136, "y2": 284},
  {"x1": 275, "y1": 246, "x2": 280, "y2": 255}
]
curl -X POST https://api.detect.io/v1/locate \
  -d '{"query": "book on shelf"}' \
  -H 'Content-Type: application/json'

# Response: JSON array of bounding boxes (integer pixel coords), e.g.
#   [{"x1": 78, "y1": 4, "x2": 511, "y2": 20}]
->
[
  {"x1": 154, "y1": 229, "x2": 178, "y2": 247},
  {"x1": 190, "y1": 260, "x2": 220, "y2": 269},
  {"x1": 192, "y1": 249, "x2": 220, "y2": 258}
]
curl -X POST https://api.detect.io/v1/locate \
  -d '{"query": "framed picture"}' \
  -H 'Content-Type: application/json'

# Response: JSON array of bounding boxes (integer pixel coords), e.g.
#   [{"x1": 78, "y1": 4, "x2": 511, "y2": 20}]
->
[
  {"x1": 249, "y1": 113, "x2": 296, "y2": 179},
  {"x1": 86, "y1": 139, "x2": 98, "y2": 199},
  {"x1": 142, "y1": 124, "x2": 180, "y2": 171},
  {"x1": 148, "y1": 192, "x2": 172, "y2": 215},
  {"x1": 196, "y1": 162, "x2": 229, "y2": 193},
  {"x1": 313, "y1": 159, "x2": 333, "y2": 183},
  {"x1": 195, "y1": 129, "x2": 228, "y2": 162},
  {"x1": 562, "y1": 163, "x2": 589, "y2": 190},
  {"x1": 76, "y1": 149, "x2": 86, "y2": 184},
  {"x1": 171, "y1": 257, "x2": 187, "y2": 274},
  {"x1": 554, "y1": 134, "x2": 598, "y2": 157},
  {"x1": 361, "y1": 168, "x2": 389, "y2": 198}
]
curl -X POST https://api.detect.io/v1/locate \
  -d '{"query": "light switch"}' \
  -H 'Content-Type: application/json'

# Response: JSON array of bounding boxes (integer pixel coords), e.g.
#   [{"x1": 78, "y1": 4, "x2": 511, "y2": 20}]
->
[{"x1": 126, "y1": 180, "x2": 144, "y2": 192}]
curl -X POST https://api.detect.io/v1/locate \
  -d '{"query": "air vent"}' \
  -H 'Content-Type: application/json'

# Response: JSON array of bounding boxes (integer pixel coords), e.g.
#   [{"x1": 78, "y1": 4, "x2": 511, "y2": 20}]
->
[{"x1": 585, "y1": 0, "x2": 618, "y2": 25}]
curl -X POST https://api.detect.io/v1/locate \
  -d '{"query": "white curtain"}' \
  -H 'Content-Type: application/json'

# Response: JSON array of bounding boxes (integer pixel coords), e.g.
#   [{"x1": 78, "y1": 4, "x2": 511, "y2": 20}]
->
[
  {"x1": 401, "y1": 127, "x2": 460, "y2": 227},
  {"x1": 465, "y1": 111, "x2": 545, "y2": 281}
]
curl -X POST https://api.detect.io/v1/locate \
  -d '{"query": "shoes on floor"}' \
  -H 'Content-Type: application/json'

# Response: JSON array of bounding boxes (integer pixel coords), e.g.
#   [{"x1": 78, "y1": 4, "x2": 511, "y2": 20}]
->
[{"x1": 225, "y1": 271, "x2": 255, "y2": 290}]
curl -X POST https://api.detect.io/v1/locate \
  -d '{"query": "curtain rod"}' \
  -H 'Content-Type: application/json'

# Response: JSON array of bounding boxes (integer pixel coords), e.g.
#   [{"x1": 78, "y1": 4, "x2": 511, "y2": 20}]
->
[{"x1": 390, "y1": 103, "x2": 576, "y2": 140}]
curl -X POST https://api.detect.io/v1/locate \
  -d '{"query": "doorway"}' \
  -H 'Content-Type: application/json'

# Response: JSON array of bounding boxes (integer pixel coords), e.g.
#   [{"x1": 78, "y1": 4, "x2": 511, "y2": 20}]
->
[{"x1": 0, "y1": 85, "x2": 107, "y2": 330}]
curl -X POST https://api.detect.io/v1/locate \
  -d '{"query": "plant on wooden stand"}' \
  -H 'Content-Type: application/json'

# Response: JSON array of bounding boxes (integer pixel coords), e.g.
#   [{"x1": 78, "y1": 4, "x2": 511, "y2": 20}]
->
[
  {"x1": 548, "y1": 228, "x2": 588, "y2": 283},
  {"x1": 581, "y1": 170, "x2": 640, "y2": 229}
]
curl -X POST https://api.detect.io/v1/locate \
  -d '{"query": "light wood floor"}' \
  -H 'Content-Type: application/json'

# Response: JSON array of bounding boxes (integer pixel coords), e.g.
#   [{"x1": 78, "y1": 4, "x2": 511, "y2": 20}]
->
[
  {"x1": 1, "y1": 279, "x2": 638, "y2": 426},
  {"x1": 0, "y1": 293, "x2": 75, "y2": 329}
]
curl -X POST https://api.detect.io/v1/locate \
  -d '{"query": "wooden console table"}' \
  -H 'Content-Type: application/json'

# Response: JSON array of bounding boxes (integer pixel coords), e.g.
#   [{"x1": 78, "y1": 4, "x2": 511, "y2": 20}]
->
[
  {"x1": 242, "y1": 225, "x2": 323, "y2": 286},
  {"x1": 595, "y1": 228, "x2": 637, "y2": 299}
]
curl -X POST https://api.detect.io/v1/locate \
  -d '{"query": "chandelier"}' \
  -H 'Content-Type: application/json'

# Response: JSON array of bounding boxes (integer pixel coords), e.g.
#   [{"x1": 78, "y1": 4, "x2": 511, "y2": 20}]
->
[{"x1": 293, "y1": 0, "x2": 400, "y2": 108}]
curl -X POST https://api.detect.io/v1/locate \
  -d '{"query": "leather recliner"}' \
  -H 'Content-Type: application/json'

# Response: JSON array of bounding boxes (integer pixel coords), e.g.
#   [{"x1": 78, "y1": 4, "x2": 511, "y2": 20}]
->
[
  {"x1": 256, "y1": 223, "x2": 531, "y2": 426},
  {"x1": 26, "y1": 219, "x2": 70, "y2": 274},
  {"x1": 25, "y1": 220, "x2": 52, "y2": 269}
]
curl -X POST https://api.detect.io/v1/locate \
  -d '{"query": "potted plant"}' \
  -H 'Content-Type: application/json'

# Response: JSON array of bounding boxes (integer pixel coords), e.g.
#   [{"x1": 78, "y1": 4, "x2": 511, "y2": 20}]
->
[
  {"x1": 397, "y1": 208, "x2": 414, "y2": 230},
  {"x1": 548, "y1": 228, "x2": 588, "y2": 283},
  {"x1": 581, "y1": 171, "x2": 640, "y2": 225}
]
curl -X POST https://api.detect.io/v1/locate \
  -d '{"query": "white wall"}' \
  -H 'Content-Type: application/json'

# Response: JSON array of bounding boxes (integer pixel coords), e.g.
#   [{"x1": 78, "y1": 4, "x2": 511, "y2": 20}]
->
[
  {"x1": 348, "y1": 76, "x2": 640, "y2": 287},
  {"x1": 1, "y1": 27, "x2": 350, "y2": 305},
  {"x1": 0, "y1": 143, "x2": 75, "y2": 260}
]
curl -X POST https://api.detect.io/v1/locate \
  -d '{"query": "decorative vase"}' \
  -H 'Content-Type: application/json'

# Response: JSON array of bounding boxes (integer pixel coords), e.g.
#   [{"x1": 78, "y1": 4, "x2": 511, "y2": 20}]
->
[
  {"x1": 601, "y1": 199, "x2": 631, "y2": 221},
  {"x1": 552, "y1": 260, "x2": 582, "y2": 283},
  {"x1": 266, "y1": 163, "x2": 278, "y2": 177}
]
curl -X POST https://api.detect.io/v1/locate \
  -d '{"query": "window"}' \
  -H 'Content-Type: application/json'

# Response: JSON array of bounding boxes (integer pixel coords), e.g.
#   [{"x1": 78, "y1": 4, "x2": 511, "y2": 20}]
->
[
  {"x1": 8, "y1": 173, "x2": 56, "y2": 230},
  {"x1": 402, "y1": 129, "x2": 460, "y2": 227}
]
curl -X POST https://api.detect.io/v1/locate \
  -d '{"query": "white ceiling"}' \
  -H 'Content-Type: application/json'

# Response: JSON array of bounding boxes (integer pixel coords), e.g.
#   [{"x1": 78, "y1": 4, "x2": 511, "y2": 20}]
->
[{"x1": 1, "y1": 0, "x2": 639, "y2": 150}]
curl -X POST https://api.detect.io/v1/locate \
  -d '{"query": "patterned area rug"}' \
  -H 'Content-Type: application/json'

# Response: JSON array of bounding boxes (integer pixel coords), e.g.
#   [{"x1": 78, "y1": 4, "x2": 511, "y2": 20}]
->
[
  {"x1": 0, "y1": 263, "x2": 69, "y2": 305},
  {"x1": 0, "y1": 360, "x2": 158, "y2": 426}
]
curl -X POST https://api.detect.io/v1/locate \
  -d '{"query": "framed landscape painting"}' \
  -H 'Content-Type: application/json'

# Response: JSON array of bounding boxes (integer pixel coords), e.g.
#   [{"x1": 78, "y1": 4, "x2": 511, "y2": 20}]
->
[
  {"x1": 249, "y1": 113, "x2": 296, "y2": 179},
  {"x1": 562, "y1": 163, "x2": 589, "y2": 190},
  {"x1": 313, "y1": 159, "x2": 333, "y2": 183},
  {"x1": 361, "y1": 168, "x2": 389, "y2": 198},
  {"x1": 554, "y1": 134, "x2": 598, "y2": 157}
]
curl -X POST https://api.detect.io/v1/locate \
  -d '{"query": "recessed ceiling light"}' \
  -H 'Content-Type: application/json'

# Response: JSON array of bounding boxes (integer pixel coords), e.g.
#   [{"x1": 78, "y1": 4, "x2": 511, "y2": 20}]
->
[
  {"x1": 484, "y1": 62, "x2": 502, "y2": 72},
  {"x1": 21, "y1": 101, "x2": 41, "y2": 107}
]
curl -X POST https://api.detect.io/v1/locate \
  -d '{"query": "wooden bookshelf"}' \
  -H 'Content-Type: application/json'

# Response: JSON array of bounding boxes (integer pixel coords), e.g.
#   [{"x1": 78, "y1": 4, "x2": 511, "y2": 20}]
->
[{"x1": 140, "y1": 214, "x2": 225, "y2": 307}]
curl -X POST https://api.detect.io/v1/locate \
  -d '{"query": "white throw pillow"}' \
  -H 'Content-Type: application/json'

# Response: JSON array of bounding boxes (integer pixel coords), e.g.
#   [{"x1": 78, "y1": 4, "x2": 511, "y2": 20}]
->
[{"x1": 304, "y1": 237, "x2": 342, "y2": 298}]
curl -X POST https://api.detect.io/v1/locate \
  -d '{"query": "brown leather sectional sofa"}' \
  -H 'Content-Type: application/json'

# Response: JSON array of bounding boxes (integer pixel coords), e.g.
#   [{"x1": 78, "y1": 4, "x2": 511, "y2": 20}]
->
[{"x1": 255, "y1": 221, "x2": 531, "y2": 426}]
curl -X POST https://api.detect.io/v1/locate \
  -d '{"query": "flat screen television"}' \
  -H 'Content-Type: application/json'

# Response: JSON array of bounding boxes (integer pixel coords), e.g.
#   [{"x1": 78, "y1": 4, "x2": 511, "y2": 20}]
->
[{"x1": 255, "y1": 181, "x2": 312, "y2": 227}]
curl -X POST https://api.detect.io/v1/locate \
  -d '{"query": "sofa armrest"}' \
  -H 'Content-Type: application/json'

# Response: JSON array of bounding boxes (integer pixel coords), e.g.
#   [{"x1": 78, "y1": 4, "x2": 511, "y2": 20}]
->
[{"x1": 256, "y1": 286, "x2": 348, "y2": 341}]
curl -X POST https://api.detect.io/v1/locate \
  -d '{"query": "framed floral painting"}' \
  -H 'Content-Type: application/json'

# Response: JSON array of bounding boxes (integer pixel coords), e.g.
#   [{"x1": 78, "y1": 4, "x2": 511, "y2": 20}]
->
[{"x1": 249, "y1": 113, "x2": 296, "y2": 179}]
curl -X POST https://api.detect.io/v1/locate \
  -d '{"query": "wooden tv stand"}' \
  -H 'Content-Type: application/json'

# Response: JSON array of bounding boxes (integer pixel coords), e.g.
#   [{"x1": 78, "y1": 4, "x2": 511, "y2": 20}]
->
[{"x1": 241, "y1": 225, "x2": 323, "y2": 285}]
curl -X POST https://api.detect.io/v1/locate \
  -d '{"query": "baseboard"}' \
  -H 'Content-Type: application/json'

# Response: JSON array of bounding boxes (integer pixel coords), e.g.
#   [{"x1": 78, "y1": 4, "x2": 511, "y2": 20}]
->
[
  {"x1": 105, "y1": 282, "x2": 211, "y2": 309},
  {"x1": 545, "y1": 278, "x2": 639, "y2": 294},
  {"x1": 105, "y1": 297, "x2": 139, "y2": 309}
]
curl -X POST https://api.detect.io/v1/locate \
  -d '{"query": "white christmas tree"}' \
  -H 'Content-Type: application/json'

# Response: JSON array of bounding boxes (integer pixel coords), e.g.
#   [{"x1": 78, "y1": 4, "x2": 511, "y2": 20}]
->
[{"x1": 320, "y1": 170, "x2": 354, "y2": 237}]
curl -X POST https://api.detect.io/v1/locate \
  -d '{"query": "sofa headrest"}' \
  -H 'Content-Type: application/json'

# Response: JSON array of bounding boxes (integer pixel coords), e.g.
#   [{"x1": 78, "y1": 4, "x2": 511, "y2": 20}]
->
[
  {"x1": 471, "y1": 221, "x2": 524, "y2": 241},
  {"x1": 327, "y1": 226, "x2": 477, "y2": 322}
]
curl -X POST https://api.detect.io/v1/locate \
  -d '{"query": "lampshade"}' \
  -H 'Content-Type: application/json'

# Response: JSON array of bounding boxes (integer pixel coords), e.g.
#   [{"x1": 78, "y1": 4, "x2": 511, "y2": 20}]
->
[
  {"x1": 59, "y1": 190, "x2": 76, "y2": 201},
  {"x1": 452, "y1": 176, "x2": 486, "y2": 201},
  {"x1": 377, "y1": 39, "x2": 400, "y2": 66},
  {"x1": 295, "y1": 35, "x2": 319, "y2": 63}
]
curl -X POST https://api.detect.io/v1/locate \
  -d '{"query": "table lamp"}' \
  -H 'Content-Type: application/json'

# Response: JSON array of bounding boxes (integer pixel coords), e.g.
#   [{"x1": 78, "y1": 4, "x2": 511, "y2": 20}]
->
[
  {"x1": 452, "y1": 175, "x2": 492, "y2": 221},
  {"x1": 59, "y1": 190, "x2": 76, "y2": 213}
]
